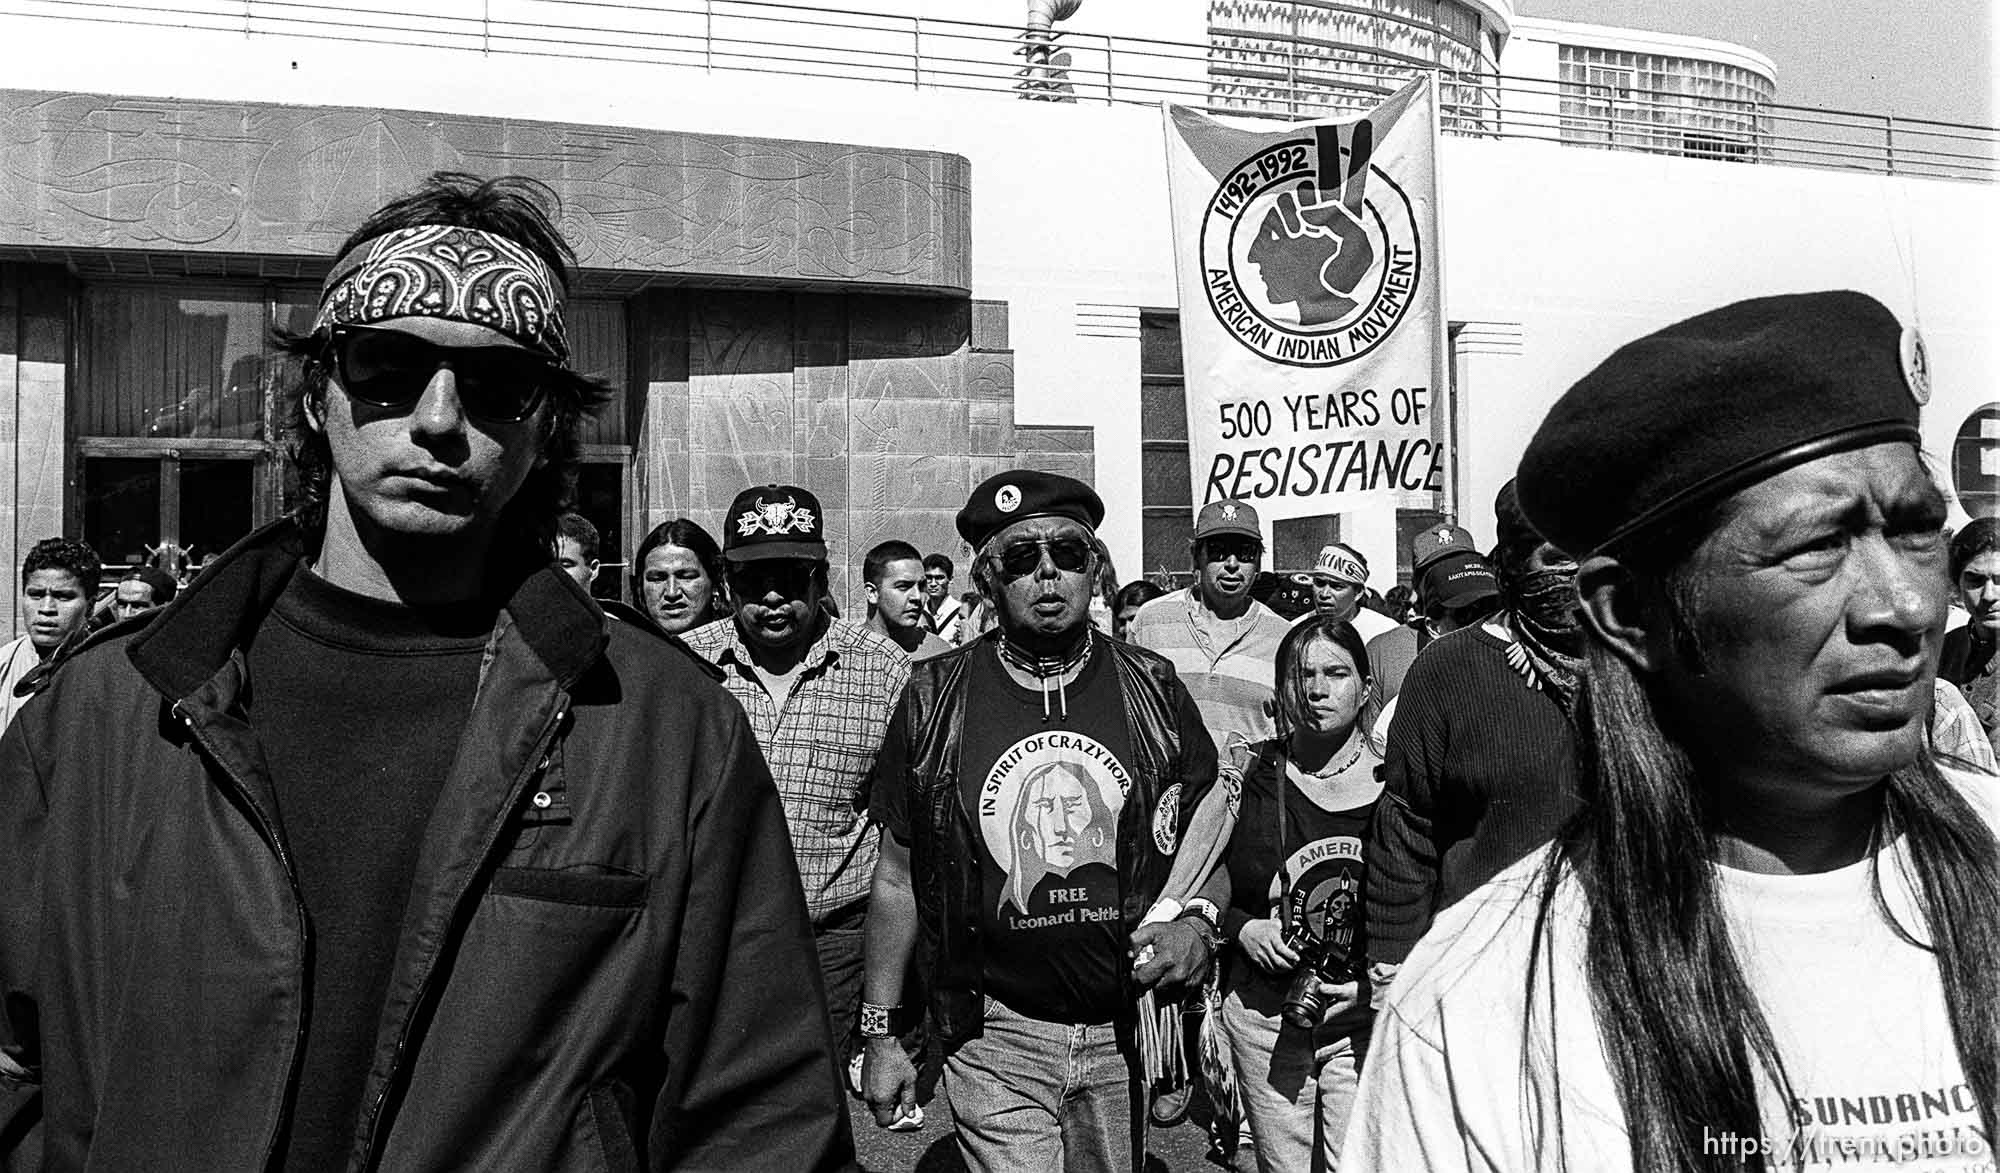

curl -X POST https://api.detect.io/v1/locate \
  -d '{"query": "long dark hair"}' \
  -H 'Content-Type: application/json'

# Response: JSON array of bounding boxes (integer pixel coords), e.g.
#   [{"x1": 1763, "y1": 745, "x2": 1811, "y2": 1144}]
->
[
  {"x1": 1271, "y1": 613, "x2": 1381, "y2": 753},
  {"x1": 1949, "y1": 516, "x2": 2000, "y2": 582},
  {"x1": 1526, "y1": 513, "x2": 2000, "y2": 1172},
  {"x1": 271, "y1": 172, "x2": 613, "y2": 553},
  {"x1": 628, "y1": 517, "x2": 728, "y2": 626}
]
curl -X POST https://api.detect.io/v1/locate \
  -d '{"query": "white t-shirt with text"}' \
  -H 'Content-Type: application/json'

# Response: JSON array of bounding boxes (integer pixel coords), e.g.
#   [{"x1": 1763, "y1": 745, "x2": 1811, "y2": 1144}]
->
[{"x1": 1344, "y1": 767, "x2": 1999, "y2": 1173}]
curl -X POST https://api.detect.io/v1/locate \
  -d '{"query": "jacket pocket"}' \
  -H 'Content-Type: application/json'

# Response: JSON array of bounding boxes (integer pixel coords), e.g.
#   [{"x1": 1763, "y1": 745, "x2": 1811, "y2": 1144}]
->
[
  {"x1": 490, "y1": 866, "x2": 648, "y2": 908},
  {"x1": 588, "y1": 1082, "x2": 640, "y2": 1173}
]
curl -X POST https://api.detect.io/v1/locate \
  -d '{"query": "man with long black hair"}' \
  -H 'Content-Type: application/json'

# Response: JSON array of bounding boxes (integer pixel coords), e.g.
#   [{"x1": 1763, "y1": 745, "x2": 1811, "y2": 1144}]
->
[
  {"x1": 0, "y1": 173, "x2": 852, "y2": 1171},
  {"x1": 1347, "y1": 291, "x2": 2000, "y2": 1171}
]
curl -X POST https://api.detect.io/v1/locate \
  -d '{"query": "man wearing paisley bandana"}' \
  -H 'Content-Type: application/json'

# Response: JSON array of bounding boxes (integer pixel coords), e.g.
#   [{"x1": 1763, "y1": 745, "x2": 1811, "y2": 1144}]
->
[
  {"x1": 860, "y1": 469, "x2": 1227, "y2": 1173},
  {"x1": 1363, "y1": 479, "x2": 1583, "y2": 976},
  {"x1": 0, "y1": 174, "x2": 851, "y2": 1171}
]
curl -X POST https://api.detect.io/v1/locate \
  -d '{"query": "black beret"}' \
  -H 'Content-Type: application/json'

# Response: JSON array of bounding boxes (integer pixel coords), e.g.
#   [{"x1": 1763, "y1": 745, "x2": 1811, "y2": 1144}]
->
[
  {"x1": 958, "y1": 470, "x2": 1106, "y2": 550},
  {"x1": 1518, "y1": 291, "x2": 1925, "y2": 557}
]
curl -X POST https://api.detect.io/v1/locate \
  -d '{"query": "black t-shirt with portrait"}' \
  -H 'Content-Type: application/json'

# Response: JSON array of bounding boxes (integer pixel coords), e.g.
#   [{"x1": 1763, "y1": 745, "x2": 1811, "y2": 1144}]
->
[
  {"x1": 958, "y1": 644, "x2": 1137, "y2": 1024},
  {"x1": 1222, "y1": 742, "x2": 1379, "y2": 993}
]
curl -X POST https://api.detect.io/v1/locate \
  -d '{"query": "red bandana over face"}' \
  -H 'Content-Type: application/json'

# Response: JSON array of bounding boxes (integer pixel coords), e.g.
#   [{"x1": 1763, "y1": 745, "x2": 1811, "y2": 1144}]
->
[{"x1": 312, "y1": 224, "x2": 570, "y2": 364}]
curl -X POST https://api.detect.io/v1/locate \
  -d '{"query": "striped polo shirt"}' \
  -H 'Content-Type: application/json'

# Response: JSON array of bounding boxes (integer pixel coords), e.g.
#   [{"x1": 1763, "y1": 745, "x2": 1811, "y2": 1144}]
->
[{"x1": 1127, "y1": 587, "x2": 1292, "y2": 770}]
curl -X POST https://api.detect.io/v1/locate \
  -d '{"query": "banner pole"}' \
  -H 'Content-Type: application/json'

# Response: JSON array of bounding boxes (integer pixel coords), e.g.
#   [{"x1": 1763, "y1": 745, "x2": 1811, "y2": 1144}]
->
[{"x1": 1427, "y1": 70, "x2": 1457, "y2": 527}]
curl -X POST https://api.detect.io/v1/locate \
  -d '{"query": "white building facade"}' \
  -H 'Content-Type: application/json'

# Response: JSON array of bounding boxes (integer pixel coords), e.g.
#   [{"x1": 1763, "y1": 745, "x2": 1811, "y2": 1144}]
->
[{"x1": 0, "y1": 0, "x2": 1992, "y2": 620}]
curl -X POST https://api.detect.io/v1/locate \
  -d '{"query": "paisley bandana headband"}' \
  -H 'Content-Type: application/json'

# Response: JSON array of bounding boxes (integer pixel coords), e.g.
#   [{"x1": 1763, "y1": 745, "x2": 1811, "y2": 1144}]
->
[{"x1": 311, "y1": 224, "x2": 571, "y2": 365}]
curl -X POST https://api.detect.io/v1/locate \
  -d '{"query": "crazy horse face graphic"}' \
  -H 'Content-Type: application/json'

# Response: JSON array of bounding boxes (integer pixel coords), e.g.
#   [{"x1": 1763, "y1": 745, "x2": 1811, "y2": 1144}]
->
[
  {"x1": 1247, "y1": 120, "x2": 1378, "y2": 328},
  {"x1": 1001, "y1": 760, "x2": 1118, "y2": 916}
]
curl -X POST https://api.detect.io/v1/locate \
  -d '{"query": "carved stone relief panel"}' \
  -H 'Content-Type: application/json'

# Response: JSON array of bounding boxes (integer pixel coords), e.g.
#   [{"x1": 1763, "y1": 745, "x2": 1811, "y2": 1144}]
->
[{"x1": 0, "y1": 89, "x2": 970, "y2": 292}]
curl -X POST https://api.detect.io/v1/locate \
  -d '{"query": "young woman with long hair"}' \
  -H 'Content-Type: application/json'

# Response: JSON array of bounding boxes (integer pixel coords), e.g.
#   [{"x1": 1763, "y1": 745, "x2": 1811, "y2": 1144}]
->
[{"x1": 1215, "y1": 615, "x2": 1385, "y2": 1172}]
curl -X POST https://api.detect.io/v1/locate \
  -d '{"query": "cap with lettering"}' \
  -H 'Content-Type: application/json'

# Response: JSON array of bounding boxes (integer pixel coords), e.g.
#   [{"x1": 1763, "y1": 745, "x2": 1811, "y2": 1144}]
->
[
  {"x1": 1312, "y1": 543, "x2": 1368, "y2": 586},
  {"x1": 1418, "y1": 551, "x2": 1499, "y2": 610}
]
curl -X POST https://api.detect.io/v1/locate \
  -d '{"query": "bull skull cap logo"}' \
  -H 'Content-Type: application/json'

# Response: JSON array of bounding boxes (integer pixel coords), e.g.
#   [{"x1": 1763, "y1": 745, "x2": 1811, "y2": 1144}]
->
[
  {"x1": 1220, "y1": 503, "x2": 1239, "y2": 521},
  {"x1": 737, "y1": 494, "x2": 818, "y2": 537}
]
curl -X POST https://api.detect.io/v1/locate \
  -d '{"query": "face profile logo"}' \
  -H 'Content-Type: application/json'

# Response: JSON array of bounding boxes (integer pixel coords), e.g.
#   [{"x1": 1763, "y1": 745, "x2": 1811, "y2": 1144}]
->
[
  {"x1": 1201, "y1": 118, "x2": 1421, "y2": 367},
  {"x1": 996, "y1": 484, "x2": 1023, "y2": 513}
]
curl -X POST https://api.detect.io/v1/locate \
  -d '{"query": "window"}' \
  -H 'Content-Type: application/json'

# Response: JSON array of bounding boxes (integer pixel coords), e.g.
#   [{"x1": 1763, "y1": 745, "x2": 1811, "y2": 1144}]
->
[
  {"x1": 1135, "y1": 309, "x2": 1456, "y2": 586},
  {"x1": 74, "y1": 284, "x2": 635, "y2": 577},
  {"x1": 74, "y1": 283, "x2": 304, "y2": 566},
  {"x1": 1139, "y1": 311, "x2": 1194, "y2": 587}
]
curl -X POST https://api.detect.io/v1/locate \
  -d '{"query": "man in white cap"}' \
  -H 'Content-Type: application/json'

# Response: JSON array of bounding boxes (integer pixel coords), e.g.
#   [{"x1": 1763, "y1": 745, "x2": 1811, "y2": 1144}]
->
[{"x1": 1301, "y1": 542, "x2": 1397, "y2": 642}]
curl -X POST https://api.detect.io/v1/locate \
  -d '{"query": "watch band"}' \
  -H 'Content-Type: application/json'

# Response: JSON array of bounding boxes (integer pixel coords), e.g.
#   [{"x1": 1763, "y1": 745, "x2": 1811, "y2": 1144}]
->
[
  {"x1": 859, "y1": 1002, "x2": 900, "y2": 1039},
  {"x1": 1180, "y1": 897, "x2": 1223, "y2": 935}
]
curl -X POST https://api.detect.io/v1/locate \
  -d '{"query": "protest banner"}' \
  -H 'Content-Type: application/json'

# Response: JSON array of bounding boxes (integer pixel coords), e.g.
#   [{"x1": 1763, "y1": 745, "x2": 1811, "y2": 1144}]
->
[{"x1": 1163, "y1": 76, "x2": 1448, "y2": 532}]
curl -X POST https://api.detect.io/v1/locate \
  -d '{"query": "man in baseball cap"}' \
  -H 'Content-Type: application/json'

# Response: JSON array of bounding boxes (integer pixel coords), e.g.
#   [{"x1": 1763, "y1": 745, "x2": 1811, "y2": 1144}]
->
[
  {"x1": 1129, "y1": 498, "x2": 1295, "y2": 766},
  {"x1": 684, "y1": 483, "x2": 912, "y2": 1101},
  {"x1": 1365, "y1": 524, "x2": 1502, "y2": 705},
  {"x1": 862, "y1": 469, "x2": 1228, "y2": 1170}
]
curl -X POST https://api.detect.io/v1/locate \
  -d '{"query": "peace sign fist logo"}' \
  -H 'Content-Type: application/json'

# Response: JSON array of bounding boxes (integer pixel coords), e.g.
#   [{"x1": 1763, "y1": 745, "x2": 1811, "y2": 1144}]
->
[{"x1": 1200, "y1": 117, "x2": 1423, "y2": 367}]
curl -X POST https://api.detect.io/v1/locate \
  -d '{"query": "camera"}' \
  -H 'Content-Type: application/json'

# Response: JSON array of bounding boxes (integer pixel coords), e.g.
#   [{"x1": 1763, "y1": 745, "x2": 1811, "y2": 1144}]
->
[{"x1": 1279, "y1": 923, "x2": 1354, "y2": 1031}]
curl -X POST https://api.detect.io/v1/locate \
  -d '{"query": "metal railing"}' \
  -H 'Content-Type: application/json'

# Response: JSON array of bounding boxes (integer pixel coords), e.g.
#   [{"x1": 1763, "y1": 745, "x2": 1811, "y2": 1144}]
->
[{"x1": 5, "y1": 0, "x2": 1993, "y2": 180}]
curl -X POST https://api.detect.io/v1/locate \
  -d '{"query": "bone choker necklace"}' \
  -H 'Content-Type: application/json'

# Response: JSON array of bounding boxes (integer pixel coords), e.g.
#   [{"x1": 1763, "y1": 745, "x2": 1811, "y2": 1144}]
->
[{"x1": 998, "y1": 627, "x2": 1094, "y2": 721}]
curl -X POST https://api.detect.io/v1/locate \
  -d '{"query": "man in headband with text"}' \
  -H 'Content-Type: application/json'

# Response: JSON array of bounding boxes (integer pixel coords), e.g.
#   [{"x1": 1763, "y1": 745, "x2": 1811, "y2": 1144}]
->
[
  {"x1": 861, "y1": 469, "x2": 1227, "y2": 1171},
  {"x1": 0, "y1": 173, "x2": 851, "y2": 1171}
]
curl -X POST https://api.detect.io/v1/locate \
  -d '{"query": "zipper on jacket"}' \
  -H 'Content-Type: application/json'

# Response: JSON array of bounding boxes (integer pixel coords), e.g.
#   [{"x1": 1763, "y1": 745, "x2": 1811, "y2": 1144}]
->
[
  {"x1": 355, "y1": 703, "x2": 567, "y2": 1170},
  {"x1": 174, "y1": 700, "x2": 314, "y2": 1173}
]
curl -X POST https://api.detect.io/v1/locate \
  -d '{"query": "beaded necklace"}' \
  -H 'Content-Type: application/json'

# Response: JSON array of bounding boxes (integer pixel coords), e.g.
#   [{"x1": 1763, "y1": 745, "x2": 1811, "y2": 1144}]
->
[{"x1": 997, "y1": 626, "x2": 1095, "y2": 721}]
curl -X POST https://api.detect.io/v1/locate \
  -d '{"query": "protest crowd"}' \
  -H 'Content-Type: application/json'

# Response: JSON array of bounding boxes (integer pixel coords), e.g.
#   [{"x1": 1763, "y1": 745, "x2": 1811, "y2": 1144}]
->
[{"x1": 0, "y1": 169, "x2": 1990, "y2": 1173}]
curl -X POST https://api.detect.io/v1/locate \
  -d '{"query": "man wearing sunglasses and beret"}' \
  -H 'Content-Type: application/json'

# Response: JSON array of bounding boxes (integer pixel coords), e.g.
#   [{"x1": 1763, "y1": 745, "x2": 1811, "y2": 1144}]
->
[
  {"x1": 861, "y1": 470, "x2": 1228, "y2": 1171},
  {"x1": 0, "y1": 173, "x2": 852, "y2": 1171}
]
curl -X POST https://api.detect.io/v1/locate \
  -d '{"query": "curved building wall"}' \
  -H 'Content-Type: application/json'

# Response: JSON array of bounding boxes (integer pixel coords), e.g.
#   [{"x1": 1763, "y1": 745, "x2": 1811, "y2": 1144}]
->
[
  {"x1": 1206, "y1": 0, "x2": 1506, "y2": 126},
  {"x1": 1557, "y1": 44, "x2": 1776, "y2": 158}
]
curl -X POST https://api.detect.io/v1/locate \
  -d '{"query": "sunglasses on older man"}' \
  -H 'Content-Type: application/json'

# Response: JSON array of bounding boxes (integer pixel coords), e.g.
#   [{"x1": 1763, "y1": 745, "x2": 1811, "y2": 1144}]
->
[
  {"x1": 995, "y1": 537, "x2": 1094, "y2": 580},
  {"x1": 326, "y1": 325, "x2": 551, "y2": 423}
]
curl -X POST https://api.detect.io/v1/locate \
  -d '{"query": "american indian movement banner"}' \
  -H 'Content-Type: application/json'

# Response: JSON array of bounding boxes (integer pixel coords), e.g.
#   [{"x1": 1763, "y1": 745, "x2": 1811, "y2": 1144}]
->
[{"x1": 1163, "y1": 74, "x2": 1447, "y2": 527}]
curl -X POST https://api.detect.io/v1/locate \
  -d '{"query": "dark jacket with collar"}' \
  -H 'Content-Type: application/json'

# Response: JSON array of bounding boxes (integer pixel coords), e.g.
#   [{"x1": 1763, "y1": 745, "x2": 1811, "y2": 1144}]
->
[
  {"x1": 873, "y1": 632, "x2": 1218, "y2": 1070},
  {"x1": 0, "y1": 519, "x2": 853, "y2": 1172}
]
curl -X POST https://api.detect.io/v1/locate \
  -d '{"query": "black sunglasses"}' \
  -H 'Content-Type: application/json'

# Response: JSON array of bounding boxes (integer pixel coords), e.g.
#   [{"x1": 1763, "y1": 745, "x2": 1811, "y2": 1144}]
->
[
  {"x1": 995, "y1": 537, "x2": 1094, "y2": 580},
  {"x1": 326, "y1": 325, "x2": 550, "y2": 423}
]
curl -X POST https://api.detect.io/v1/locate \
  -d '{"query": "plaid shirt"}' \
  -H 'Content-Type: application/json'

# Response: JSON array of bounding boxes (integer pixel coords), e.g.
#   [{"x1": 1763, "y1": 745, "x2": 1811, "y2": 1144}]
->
[{"x1": 684, "y1": 617, "x2": 910, "y2": 922}]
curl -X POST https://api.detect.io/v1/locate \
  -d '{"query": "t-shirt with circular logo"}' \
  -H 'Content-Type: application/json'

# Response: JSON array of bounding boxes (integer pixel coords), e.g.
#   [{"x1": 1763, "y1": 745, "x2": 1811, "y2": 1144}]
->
[
  {"x1": 959, "y1": 645, "x2": 1137, "y2": 1024},
  {"x1": 1222, "y1": 739, "x2": 1382, "y2": 1032}
]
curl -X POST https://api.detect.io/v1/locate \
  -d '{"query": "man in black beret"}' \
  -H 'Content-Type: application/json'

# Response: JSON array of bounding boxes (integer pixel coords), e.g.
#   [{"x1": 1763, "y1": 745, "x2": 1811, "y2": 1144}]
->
[
  {"x1": 1349, "y1": 291, "x2": 2000, "y2": 1169},
  {"x1": 859, "y1": 469, "x2": 1226, "y2": 1171}
]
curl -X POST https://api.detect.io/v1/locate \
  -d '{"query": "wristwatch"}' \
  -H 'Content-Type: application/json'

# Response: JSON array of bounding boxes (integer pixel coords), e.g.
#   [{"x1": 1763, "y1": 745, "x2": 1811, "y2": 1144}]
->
[{"x1": 1179, "y1": 897, "x2": 1223, "y2": 936}]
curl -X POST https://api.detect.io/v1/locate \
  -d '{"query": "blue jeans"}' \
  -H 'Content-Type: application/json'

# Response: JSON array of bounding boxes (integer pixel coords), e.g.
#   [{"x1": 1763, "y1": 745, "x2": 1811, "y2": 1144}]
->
[
  {"x1": 944, "y1": 995, "x2": 1141, "y2": 1173},
  {"x1": 814, "y1": 902, "x2": 867, "y2": 1063},
  {"x1": 1219, "y1": 971, "x2": 1369, "y2": 1173}
]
